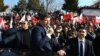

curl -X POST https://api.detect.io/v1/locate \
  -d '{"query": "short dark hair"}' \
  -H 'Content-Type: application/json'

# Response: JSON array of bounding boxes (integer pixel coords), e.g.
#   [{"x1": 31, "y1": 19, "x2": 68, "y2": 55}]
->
[
  {"x1": 77, "y1": 25, "x2": 85, "y2": 31},
  {"x1": 38, "y1": 13, "x2": 48, "y2": 20}
]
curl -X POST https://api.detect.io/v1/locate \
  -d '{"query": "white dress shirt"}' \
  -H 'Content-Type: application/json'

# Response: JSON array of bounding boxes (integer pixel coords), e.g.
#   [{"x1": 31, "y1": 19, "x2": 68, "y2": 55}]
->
[{"x1": 78, "y1": 38, "x2": 85, "y2": 56}]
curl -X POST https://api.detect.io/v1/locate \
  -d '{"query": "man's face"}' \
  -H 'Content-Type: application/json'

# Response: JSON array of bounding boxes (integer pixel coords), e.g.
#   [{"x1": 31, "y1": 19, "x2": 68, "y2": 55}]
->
[
  {"x1": 22, "y1": 21, "x2": 29, "y2": 30},
  {"x1": 78, "y1": 29, "x2": 87, "y2": 39},
  {"x1": 43, "y1": 17, "x2": 51, "y2": 26}
]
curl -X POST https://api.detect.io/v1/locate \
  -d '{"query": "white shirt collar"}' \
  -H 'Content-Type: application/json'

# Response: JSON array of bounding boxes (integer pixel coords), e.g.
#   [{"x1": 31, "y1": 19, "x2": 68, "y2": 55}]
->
[{"x1": 78, "y1": 37, "x2": 85, "y2": 42}]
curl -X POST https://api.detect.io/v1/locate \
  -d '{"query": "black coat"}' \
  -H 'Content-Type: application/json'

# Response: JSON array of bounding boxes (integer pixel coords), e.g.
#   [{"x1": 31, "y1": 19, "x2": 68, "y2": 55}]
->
[
  {"x1": 16, "y1": 29, "x2": 31, "y2": 49},
  {"x1": 2, "y1": 28, "x2": 20, "y2": 48},
  {"x1": 93, "y1": 33, "x2": 100, "y2": 56}
]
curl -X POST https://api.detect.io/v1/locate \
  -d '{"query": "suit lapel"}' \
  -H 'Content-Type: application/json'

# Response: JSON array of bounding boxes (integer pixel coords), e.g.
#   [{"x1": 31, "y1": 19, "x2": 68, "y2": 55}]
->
[
  {"x1": 74, "y1": 38, "x2": 79, "y2": 55},
  {"x1": 84, "y1": 40, "x2": 88, "y2": 56}
]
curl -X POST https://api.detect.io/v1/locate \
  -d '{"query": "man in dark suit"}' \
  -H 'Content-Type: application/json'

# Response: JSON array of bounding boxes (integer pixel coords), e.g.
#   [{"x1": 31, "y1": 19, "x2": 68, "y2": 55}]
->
[
  {"x1": 86, "y1": 26, "x2": 96, "y2": 41},
  {"x1": 31, "y1": 13, "x2": 54, "y2": 56},
  {"x1": 57, "y1": 26, "x2": 95, "y2": 56},
  {"x1": 93, "y1": 28, "x2": 100, "y2": 56},
  {"x1": 2, "y1": 28, "x2": 20, "y2": 48}
]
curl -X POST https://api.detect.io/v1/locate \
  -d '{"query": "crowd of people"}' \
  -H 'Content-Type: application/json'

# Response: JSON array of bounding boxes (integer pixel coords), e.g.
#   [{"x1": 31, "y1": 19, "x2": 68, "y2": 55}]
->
[{"x1": 0, "y1": 12, "x2": 100, "y2": 56}]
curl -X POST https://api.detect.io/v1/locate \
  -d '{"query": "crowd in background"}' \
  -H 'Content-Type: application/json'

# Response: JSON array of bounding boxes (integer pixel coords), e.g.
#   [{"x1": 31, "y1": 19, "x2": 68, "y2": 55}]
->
[{"x1": 0, "y1": 12, "x2": 99, "y2": 56}]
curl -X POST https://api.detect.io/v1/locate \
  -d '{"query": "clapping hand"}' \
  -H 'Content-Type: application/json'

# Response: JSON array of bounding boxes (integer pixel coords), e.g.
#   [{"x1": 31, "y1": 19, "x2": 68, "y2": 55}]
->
[{"x1": 57, "y1": 50, "x2": 66, "y2": 56}]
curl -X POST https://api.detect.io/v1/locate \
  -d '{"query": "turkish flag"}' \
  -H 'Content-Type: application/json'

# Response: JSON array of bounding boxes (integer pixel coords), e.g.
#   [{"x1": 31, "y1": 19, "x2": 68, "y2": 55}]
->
[
  {"x1": 95, "y1": 16, "x2": 100, "y2": 24},
  {"x1": 32, "y1": 16, "x2": 39, "y2": 25},
  {"x1": 63, "y1": 14, "x2": 71, "y2": 21},
  {"x1": 0, "y1": 17, "x2": 2, "y2": 23},
  {"x1": 77, "y1": 14, "x2": 83, "y2": 24}
]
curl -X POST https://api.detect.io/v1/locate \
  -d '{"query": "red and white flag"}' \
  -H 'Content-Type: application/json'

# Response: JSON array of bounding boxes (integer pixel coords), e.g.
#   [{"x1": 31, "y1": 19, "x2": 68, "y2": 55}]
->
[
  {"x1": 0, "y1": 17, "x2": 4, "y2": 29},
  {"x1": 95, "y1": 16, "x2": 100, "y2": 24},
  {"x1": 63, "y1": 12, "x2": 72, "y2": 21},
  {"x1": 76, "y1": 14, "x2": 83, "y2": 24}
]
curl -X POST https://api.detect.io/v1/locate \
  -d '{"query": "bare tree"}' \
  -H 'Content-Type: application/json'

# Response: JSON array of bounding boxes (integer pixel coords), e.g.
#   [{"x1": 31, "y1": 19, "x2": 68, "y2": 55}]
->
[
  {"x1": 40, "y1": 0, "x2": 54, "y2": 13},
  {"x1": 46, "y1": 0, "x2": 54, "y2": 12}
]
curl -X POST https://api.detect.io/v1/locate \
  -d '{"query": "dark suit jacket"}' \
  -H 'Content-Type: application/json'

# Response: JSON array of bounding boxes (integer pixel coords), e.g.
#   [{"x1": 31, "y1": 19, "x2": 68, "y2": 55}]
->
[
  {"x1": 86, "y1": 32, "x2": 96, "y2": 41},
  {"x1": 31, "y1": 24, "x2": 52, "y2": 53},
  {"x1": 2, "y1": 28, "x2": 21, "y2": 48},
  {"x1": 16, "y1": 29, "x2": 31, "y2": 49},
  {"x1": 65, "y1": 38, "x2": 95, "y2": 56},
  {"x1": 93, "y1": 33, "x2": 100, "y2": 56},
  {"x1": 50, "y1": 34, "x2": 61, "y2": 52}
]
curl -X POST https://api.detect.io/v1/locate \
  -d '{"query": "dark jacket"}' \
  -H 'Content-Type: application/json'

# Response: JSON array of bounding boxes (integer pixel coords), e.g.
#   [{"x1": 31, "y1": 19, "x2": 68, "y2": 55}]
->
[
  {"x1": 16, "y1": 29, "x2": 31, "y2": 49},
  {"x1": 2, "y1": 28, "x2": 20, "y2": 48},
  {"x1": 86, "y1": 32, "x2": 96, "y2": 41},
  {"x1": 93, "y1": 33, "x2": 100, "y2": 56},
  {"x1": 31, "y1": 24, "x2": 52, "y2": 52}
]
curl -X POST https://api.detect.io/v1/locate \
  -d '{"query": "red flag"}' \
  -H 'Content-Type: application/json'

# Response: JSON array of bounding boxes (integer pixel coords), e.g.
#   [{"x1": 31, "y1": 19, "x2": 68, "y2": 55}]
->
[
  {"x1": 90, "y1": 17, "x2": 96, "y2": 25},
  {"x1": 77, "y1": 14, "x2": 83, "y2": 24},
  {"x1": 32, "y1": 16, "x2": 39, "y2": 25},
  {"x1": 0, "y1": 17, "x2": 2, "y2": 23},
  {"x1": 63, "y1": 13, "x2": 71, "y2": 21},
  {"x1": 0, "y1": 17, "x2": 4, "y2": 29},
  {"x1": 95, "y1": 16, "x2": 100, "y2": 24},
  {"x1": 70, "y1": 12, "x2": 74, "y2": 21},
  {"x1": 72, "y1": 16, "x2": 79, "y2": 25},
  {"x1": 81, "y1": 16, "x2": 87, "y2": 24}
]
